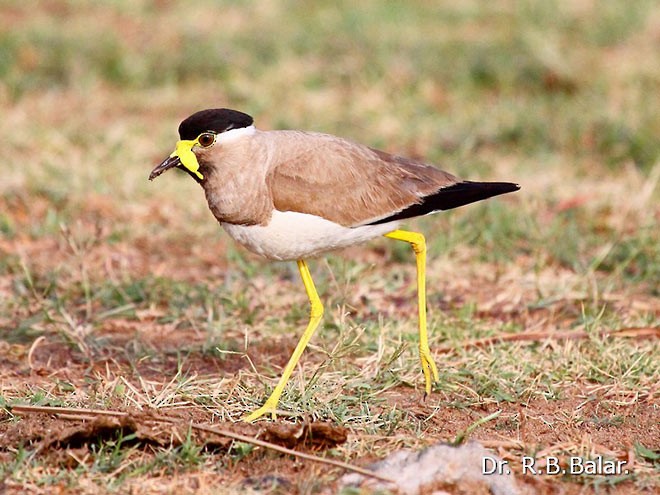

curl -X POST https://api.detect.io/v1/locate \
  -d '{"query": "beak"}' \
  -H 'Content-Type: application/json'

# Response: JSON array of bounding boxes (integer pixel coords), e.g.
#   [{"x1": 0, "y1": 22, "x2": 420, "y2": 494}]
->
[
  {"x1": 149, "y1": 154, "x2": 181, "y2": 181},
  {"x1": 149, "y1": 139, "x2": 204, "y2": 181}
]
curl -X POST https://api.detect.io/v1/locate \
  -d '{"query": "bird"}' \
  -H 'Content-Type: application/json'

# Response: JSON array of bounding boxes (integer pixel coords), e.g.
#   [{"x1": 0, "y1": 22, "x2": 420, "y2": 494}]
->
[{"x1": 149, "y1": 108, "x2": 520, "y2": 421}]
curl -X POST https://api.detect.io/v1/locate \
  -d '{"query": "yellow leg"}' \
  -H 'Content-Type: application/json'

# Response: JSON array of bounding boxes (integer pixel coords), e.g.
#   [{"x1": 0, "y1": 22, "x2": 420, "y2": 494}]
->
[
  {"x1": 243, "y1": 259, "x2": 324, "y2": 421},
  {"x1": 384, "y1": 229, "x2": 439, "y2": 395}
]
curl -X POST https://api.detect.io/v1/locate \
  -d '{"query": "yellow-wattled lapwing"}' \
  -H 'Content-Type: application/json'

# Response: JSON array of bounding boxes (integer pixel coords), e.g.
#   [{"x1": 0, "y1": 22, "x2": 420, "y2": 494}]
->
[{"x1": 149, "y1": 108, "x2": 519, "y2": 421}]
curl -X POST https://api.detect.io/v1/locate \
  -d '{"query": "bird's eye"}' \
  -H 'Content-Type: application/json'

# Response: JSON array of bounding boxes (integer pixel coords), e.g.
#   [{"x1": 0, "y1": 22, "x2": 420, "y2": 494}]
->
[{"x1": 198, "y1": 132, "x2": 216, "y2": 147}]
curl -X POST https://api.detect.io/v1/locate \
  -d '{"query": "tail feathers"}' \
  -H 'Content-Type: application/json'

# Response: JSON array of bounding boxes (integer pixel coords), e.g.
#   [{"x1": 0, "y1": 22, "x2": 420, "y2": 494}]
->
[{"x1": 367, "y1": 181, "x2": 520, "y2": 225}]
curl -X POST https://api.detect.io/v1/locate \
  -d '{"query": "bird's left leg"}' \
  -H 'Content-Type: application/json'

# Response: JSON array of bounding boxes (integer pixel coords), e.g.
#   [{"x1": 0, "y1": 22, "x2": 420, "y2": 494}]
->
[
  {"x1": 243, "y1": 259, "x2": 324, "y2": 421},
  {"x1": 384, "y1": 229, "x2": 439, "y2": 395}
]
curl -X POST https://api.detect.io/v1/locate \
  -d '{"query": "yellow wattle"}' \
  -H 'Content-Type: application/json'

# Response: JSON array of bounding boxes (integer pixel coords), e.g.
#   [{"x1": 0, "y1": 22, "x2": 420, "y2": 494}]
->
[{"x1": 171, "y1": 139, "x2": 204, "y2": 180}]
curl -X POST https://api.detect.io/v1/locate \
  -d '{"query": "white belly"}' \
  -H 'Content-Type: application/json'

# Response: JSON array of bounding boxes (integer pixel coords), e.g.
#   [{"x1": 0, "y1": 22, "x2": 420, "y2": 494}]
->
[{"x1": 221, "y1": 210, "x2": 399, "y2": 260}]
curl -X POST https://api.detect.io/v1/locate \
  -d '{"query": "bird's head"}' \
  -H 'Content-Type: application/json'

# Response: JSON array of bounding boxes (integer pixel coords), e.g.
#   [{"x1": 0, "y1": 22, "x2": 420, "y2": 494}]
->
[{"x1": 149, "y1": 108, "x2": 254, "y2": 183}]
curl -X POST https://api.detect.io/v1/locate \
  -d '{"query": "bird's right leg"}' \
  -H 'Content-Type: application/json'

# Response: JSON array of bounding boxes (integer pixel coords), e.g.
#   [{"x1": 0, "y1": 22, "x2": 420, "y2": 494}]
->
[{"x1": 384, "y1": 229, "x2": 439, "y2": 395}]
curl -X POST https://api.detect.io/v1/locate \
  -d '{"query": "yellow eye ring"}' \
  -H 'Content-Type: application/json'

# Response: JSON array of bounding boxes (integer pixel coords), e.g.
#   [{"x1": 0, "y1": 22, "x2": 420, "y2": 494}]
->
[{"x1": 197, "y1": 132, "x2": 216, "y2": 148}]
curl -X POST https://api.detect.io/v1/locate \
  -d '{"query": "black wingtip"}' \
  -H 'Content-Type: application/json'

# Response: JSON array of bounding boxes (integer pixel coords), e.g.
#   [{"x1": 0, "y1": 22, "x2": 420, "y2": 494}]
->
[
  {"x1": 368, "y1": 180, "x2": 520, "y2": 225},
  {"x1": 475, "y1": 181, "x2": 521, "y2": 195}
]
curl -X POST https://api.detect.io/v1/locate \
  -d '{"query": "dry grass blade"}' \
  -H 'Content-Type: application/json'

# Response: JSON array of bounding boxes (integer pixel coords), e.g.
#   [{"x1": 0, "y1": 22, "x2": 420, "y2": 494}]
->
[{"x1": 8, "y1": 404, "x2": 395, "y2": 484}]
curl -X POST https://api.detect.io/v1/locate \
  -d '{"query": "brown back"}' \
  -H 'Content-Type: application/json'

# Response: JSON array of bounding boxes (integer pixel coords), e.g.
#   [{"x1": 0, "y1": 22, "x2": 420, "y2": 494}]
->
[{"x1": 266, "y1": 131, "x2": 459, "y2": 227}]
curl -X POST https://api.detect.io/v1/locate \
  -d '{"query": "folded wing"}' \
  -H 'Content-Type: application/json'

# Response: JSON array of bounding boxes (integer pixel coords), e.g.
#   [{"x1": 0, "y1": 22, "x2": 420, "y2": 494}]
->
[{"x1": 267, "y1": 132, "x2": 518, "y2": 227}]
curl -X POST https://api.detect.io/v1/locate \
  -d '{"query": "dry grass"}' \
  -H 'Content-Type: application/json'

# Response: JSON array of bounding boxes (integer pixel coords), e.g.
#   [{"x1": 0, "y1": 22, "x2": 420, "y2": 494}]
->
[{"x1": 1, "y1": 1, "x2": 659, "y2": 494}]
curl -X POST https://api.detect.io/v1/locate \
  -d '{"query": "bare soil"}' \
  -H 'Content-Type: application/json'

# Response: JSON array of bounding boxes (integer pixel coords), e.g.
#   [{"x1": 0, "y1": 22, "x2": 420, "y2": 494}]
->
[{"x1": 1, "y1": 317, "x2": 658, "y2": 494}]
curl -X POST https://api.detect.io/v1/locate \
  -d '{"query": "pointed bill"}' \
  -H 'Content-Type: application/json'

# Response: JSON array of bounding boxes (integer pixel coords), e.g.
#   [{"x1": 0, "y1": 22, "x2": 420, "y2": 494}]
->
[
  {"x1": 149, "y1": 154, "x2": 181, "y2": 180},
  {"x1": 149, "y1": 139, "x2": 204, "y2": 181}
]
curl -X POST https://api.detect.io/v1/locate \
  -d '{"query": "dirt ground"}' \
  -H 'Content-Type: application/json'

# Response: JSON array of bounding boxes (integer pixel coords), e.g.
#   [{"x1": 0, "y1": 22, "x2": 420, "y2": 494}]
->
[
  {"x1": 1, "y1": 293, "x2": 658, "y2": 494},
  {"x1": 1, "y1": 192, "x2": 659, "y2": 493}
]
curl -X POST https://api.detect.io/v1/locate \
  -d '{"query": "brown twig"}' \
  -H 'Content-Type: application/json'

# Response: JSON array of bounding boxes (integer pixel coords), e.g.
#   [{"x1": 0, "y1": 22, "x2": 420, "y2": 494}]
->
[
  {"x1": 437, "y1": 326, "x2": 659, "y2": 354},
  {"x1": 11, "y1": 405, "x2": 127, "y2": 417},
  {"x1": 8, "y1": 404, "x2": 395, "y2": 484}
]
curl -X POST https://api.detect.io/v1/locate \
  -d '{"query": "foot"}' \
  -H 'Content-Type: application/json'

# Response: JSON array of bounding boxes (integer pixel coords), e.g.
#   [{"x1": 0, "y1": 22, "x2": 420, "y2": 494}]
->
[
  {"x1": 242, "y1": 395, "x2": 281, "y2": 422},
  {"x1": 419, "y1": 346, "x2": 439, "y2": 396}
]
